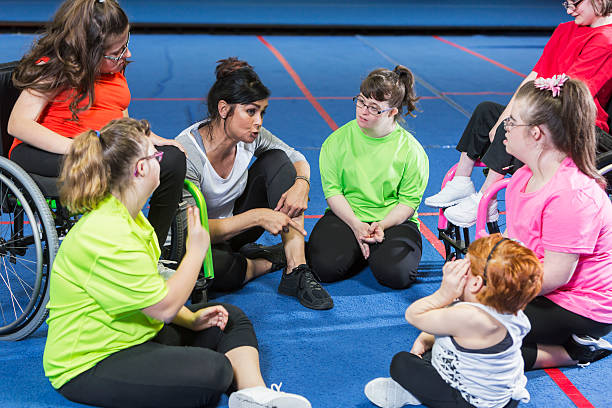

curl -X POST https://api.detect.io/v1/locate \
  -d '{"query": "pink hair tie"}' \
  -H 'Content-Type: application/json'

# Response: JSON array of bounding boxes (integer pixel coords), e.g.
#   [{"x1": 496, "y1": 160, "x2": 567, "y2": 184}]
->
[{"x1": 534, "y1": 73, "x2": 569, "y2": 97}]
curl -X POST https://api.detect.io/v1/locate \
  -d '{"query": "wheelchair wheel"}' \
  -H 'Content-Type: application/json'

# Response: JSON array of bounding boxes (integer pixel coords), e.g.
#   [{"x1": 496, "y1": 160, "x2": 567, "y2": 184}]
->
[
  {"x1": 597, "y1": 150, "x2": 612, "y2": 199},
  {"x1": 0, "y1": 158, "x2": 59, "y2": 341},
  {"x1": 163, "y1": 201, "x2": 188, "y2": 266}
]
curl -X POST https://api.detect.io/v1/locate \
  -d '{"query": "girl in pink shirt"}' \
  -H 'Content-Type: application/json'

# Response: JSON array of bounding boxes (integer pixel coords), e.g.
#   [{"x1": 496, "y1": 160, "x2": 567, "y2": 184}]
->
[{"x1": 504, "y1": 75, "x2": 612, "y2": 370}]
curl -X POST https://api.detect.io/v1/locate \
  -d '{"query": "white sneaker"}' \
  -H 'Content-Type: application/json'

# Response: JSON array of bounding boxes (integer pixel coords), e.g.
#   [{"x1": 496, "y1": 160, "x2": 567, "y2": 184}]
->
[
  {"x1": 157, "y1": 260, "x2": 177, "y2": 280},
  {"x1": 228, "y1": 383, "x2": 311, "y2": 408},
  {"x1": 424, "y1": 177, "x2": 476, "y2": 208},
  {"x1": 444, "y1": 193, "x2": 498, "y2": 228},
  {"x1": 364, "y1": 377, "x2": 420, "y2": 408}
]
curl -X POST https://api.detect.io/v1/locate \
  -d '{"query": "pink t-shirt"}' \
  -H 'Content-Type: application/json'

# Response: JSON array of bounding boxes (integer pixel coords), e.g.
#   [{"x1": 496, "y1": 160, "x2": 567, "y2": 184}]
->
[{"x1": 506, "y1": 158, "x2": 612, "y2": 323}]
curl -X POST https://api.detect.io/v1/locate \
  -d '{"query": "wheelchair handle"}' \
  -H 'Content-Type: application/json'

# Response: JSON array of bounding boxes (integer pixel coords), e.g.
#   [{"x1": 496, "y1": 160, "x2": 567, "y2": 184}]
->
[{"x1": 183, "y1": 180, "x2": 214, "y2": 279}]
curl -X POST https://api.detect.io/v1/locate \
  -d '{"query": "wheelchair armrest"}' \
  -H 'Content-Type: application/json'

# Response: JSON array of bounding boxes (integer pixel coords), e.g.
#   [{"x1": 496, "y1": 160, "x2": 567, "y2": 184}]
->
[{"x1": 475, "y1": 178, "x2": 510, "y2": 240}]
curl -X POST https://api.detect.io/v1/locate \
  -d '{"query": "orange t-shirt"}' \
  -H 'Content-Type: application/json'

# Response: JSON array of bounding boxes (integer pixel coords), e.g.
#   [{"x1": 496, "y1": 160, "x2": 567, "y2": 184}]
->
[{"x1": 9, "y1": 71, "x2": 131, "y2": 156}]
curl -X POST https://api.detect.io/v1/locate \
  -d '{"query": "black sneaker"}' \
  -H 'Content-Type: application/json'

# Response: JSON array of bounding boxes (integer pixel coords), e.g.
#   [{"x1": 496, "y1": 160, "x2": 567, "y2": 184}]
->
[
  {"x1": 239, "y1": 242, "x2": 287, "y2": 272},
  {"x1": 278, "y1": 264, "x2": 333, "y2": 310},
  {"x1": 566, "y1": 334, "x2": 612, "y2": 365}
]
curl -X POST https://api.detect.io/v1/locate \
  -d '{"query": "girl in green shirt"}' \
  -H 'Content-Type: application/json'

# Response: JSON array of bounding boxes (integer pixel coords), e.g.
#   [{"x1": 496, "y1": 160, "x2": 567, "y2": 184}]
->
[
  {"x1": 44, "y1": 118, "x2": 310, "y2": 408},
  {"x1": 308, "y1": 66, "x2": 429, "y2": 289}
]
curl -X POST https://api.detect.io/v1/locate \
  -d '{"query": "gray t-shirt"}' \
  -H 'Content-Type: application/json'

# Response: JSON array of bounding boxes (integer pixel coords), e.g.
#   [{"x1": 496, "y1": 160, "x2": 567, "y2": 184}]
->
[{"x1": 176, "y1": 120, "x2": 306, "y2": 219}]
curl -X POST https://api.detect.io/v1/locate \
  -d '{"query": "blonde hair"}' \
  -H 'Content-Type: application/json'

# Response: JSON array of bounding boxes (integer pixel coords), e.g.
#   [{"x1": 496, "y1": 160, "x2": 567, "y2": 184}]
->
[
  {"x1": 59, "y1": 118, "x2": 150, "y2": 214},
  {"x1": 467, "y1": 234, "x2": 543, "y2": 314}
]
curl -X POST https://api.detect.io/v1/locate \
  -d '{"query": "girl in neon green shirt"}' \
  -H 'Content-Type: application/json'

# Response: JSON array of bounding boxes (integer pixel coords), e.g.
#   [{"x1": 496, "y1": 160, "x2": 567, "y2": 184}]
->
[
  {"x1": 308, "y1": 66, "x2": 429, "y2": 289},
  {"x1": 44, "y1": 118, "x2": 310, "y2": 408}
]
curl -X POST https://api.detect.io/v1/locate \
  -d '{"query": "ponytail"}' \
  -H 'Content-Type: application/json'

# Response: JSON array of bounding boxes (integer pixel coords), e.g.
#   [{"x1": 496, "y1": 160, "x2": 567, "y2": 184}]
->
[
  {"x1": 517, "y1": 78, "x2": 605, "y2": 189},
  {"x1": 59, "y1": 118, "x2": 150, "y2": 214},
  {"x1": 360, "y1": 65, "x2": 420, "y2": 122}
]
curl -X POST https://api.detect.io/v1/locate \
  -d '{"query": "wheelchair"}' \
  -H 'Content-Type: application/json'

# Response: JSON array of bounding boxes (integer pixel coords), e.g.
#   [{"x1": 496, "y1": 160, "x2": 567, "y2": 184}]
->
[
  {"x1": 0, "y1": 62, "x2": 212, "y2": 340},
  {"x1": 437, "y1": 105, "x2": 612, "y2": 260}
]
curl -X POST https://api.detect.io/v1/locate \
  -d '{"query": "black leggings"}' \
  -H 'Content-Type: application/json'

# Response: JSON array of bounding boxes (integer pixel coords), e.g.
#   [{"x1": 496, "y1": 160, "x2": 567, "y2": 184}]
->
[
  {"x1": 307, "y1": 210, "x2": 423, "y2": 289},
  {"x1": 456, "y1": 101, "x2": 612, "y2": 175},
  {"x1": 210, "y1": 149, "x2": 296, "y2": 292},
  {"x1": 58, "y1": 303, "x2": 257, "y2": 408},
  {"x1": 11, "y1": 142, "x2": 186, "y2": 245},
  {"x1": 521, "y1": 296, "x2": 612, "y2": 370},
  {"x1": 390, "y1": 351, "x2": 518, "y2": 408}
]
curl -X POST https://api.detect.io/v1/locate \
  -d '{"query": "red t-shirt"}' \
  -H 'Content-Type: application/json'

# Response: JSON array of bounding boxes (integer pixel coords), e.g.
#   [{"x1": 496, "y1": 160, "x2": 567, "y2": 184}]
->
[
  {"x1": 9, "y1": 71, "x2": 131, "y2": 156},
  {"x1": 533, "y1": 21, "x2": 612, "y2": 132}
]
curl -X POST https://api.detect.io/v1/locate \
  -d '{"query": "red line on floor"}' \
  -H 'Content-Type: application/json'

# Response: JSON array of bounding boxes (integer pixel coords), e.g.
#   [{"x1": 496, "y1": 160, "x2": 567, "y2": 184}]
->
[
  {"x1": 544, "y1": 369, "x2": 595, "y2": 408},
  {"x1": 131, "y1": 93, "x2": 510, "y2": 102},
  {"x1": 419, "y1": 220, "x2": 446, "y2": 258},
  {"x1": 257, "y1": 35, "x2": 339, "y2": 131},
  {"x1": 433, "y1": 36, "x2": 527, "y2": 79}
]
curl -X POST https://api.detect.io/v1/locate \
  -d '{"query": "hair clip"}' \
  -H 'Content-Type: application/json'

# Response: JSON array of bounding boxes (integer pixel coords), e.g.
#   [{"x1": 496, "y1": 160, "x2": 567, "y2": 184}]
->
[
  {"x1": 95, "y1": 130, "x2": 101, "y2": 138},
  {"x1": 97, "y1": 0, "x2": 105, "y2": 3},
  {"x1": 534, "y1": 73, "x2": 569, "y2": 97}
]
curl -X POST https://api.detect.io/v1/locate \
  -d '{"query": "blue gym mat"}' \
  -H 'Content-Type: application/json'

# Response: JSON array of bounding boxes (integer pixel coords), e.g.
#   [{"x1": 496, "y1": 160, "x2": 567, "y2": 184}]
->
[{"x1": 1, "y1": 2, "x2": 610, "y2": 408}]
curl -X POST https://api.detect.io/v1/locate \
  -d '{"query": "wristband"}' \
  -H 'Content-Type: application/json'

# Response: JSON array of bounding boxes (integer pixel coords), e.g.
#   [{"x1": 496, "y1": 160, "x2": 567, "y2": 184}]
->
[{"x1": 295, "y1": 176, "x2": 310, "y2": 187}]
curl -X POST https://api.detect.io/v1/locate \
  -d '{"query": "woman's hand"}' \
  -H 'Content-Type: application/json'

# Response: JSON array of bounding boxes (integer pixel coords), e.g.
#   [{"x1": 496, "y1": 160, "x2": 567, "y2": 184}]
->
[
  {"x1": 257, "y1": 209, "x2": 307, "y2": 236},
  {"x1": 351, "y1": 221, "x2": 372, "y2": 259},
  {"x1": 361, "y1": 222, "x2": 384, "y2": 244},
  {"x1": 185, "y1": 206, "x2": 210, "y2": 255},
  {"x1": 190, "y1": 305, "x2": 228, "y2": 331},
  {"x1": 438, "y1": 258, "x2": 470, "y2": 302},
  {"x1": 274, "y1": 179, "x2": 309, "y2": 218},
  {"x1": 149, "y1": 131, "x2": 187, "y2": 155},
  {"x1": 410, "y1": 332, "x2": 435, "y2": 357}
]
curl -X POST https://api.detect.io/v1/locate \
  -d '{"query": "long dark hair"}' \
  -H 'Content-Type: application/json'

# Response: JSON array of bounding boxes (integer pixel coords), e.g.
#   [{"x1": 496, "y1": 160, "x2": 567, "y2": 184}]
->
[
  {"x1": 359, "y1": 65, "x2": 420, "y2": 121},
  {"x1": 13, "y1": 0, "x2": 129, "y2": 121},
  {"x1": 204, "y1": 57, "x2": 270, "y2": 137},
  {"x1": 516, "y1": 78, "x2": 605, "y2": 188}
]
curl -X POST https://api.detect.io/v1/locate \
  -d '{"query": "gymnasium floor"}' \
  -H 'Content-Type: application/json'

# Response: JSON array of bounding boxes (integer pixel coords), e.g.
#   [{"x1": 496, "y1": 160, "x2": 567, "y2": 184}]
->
[{"x1": 1, "y1": 1, "x2": 611, "y2": 407}]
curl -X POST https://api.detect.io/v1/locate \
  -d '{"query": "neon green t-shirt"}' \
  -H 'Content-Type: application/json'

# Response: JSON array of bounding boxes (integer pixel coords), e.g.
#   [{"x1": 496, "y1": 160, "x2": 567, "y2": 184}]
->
[
  {"x1": 320, "y1": 120, "x2": 429, "y2": 226},
  {"x1": 43, "y1": 195, "x2": 168, "y2": 389}
]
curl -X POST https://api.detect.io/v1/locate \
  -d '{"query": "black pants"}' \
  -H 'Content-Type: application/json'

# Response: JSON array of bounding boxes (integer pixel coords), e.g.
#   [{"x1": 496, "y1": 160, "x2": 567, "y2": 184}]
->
[
  {"x1": 11, "y1": 142, "x2": 186, "y2": 245},
  {"x1": 455, "y1": 101, "x2": 522, "y2": 175},
  {"x1": 521, "y1": 296, "x2": 612, "y2": 370},
  {"x1": 58, "y1": 303, "x2": 257, "y2": 408},
  {"x1": 210, "y1": 149, "x2": 296, "y2": 292},
  {"x1": 456, "y1": 101, "x2": 612, "y2": 175},
  {"x1": 390, "y1": 351, "x2": 518, "y2": 408},
  {"x1": 308, "y1": 210, "x2": 423, "y2": 289}
]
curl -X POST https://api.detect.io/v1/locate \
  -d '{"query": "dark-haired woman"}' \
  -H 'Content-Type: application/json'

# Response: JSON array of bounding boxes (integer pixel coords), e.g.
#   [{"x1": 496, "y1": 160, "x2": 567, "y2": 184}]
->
[
  {"x1": 7, "y1": 0, "x2": 185, "y2": 247},
  {"x1": 176, "y1": 58, "x2": 333, "y2": 310},
  {"x1": 307, "y1": 66, "x2": 429, "y2": 289}
]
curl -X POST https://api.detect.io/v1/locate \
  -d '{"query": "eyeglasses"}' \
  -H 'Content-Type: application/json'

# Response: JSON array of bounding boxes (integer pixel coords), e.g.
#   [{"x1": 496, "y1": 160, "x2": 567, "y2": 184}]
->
[
  {"x1": 104, "y1": 33, "x2": 130, "y2": 62},
  {"x1": 503, "y1": 117, "x2": 535, "y2": 131},
  {"x1": 353, "y1": 96, "x2": 393, "y2": 116},
  {"x1": 562, "y1": 0, "x2": 584, "y2": 11},
  {"x1": 134, "y1": 151, "x2": 163, "y2": 176}
]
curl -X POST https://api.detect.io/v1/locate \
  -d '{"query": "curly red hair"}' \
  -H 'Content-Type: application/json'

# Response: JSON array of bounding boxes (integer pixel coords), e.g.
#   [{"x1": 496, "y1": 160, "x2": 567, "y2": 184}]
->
[{"x1": 467, "y1": 234, "x2": 543, "y2": 314}]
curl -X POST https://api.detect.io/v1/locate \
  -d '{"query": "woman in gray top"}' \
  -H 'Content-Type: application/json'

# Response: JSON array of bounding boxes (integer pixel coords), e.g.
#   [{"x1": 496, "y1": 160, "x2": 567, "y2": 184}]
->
[{"x1": 176, "y1": 58, "x2": 332, "y2": 310}]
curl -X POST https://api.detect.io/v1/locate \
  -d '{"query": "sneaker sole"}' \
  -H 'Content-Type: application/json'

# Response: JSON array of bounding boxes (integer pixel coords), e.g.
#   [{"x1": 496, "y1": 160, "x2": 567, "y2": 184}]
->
[
  {"x1": 364, "y1": 379, "x2": 420, "y2": 408},
  {"x1": 228, "y1": 393, "x2": 311, "y2": 408},
  {"x1": 572, "y1": 335, "x2": 612, "y2": 351},
  {"x1": 424, "y1": 197, "x2": 471, "y2": 208},
  {"x1": 298, "y1": 296, "x2": 334, "y2": 310}
]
